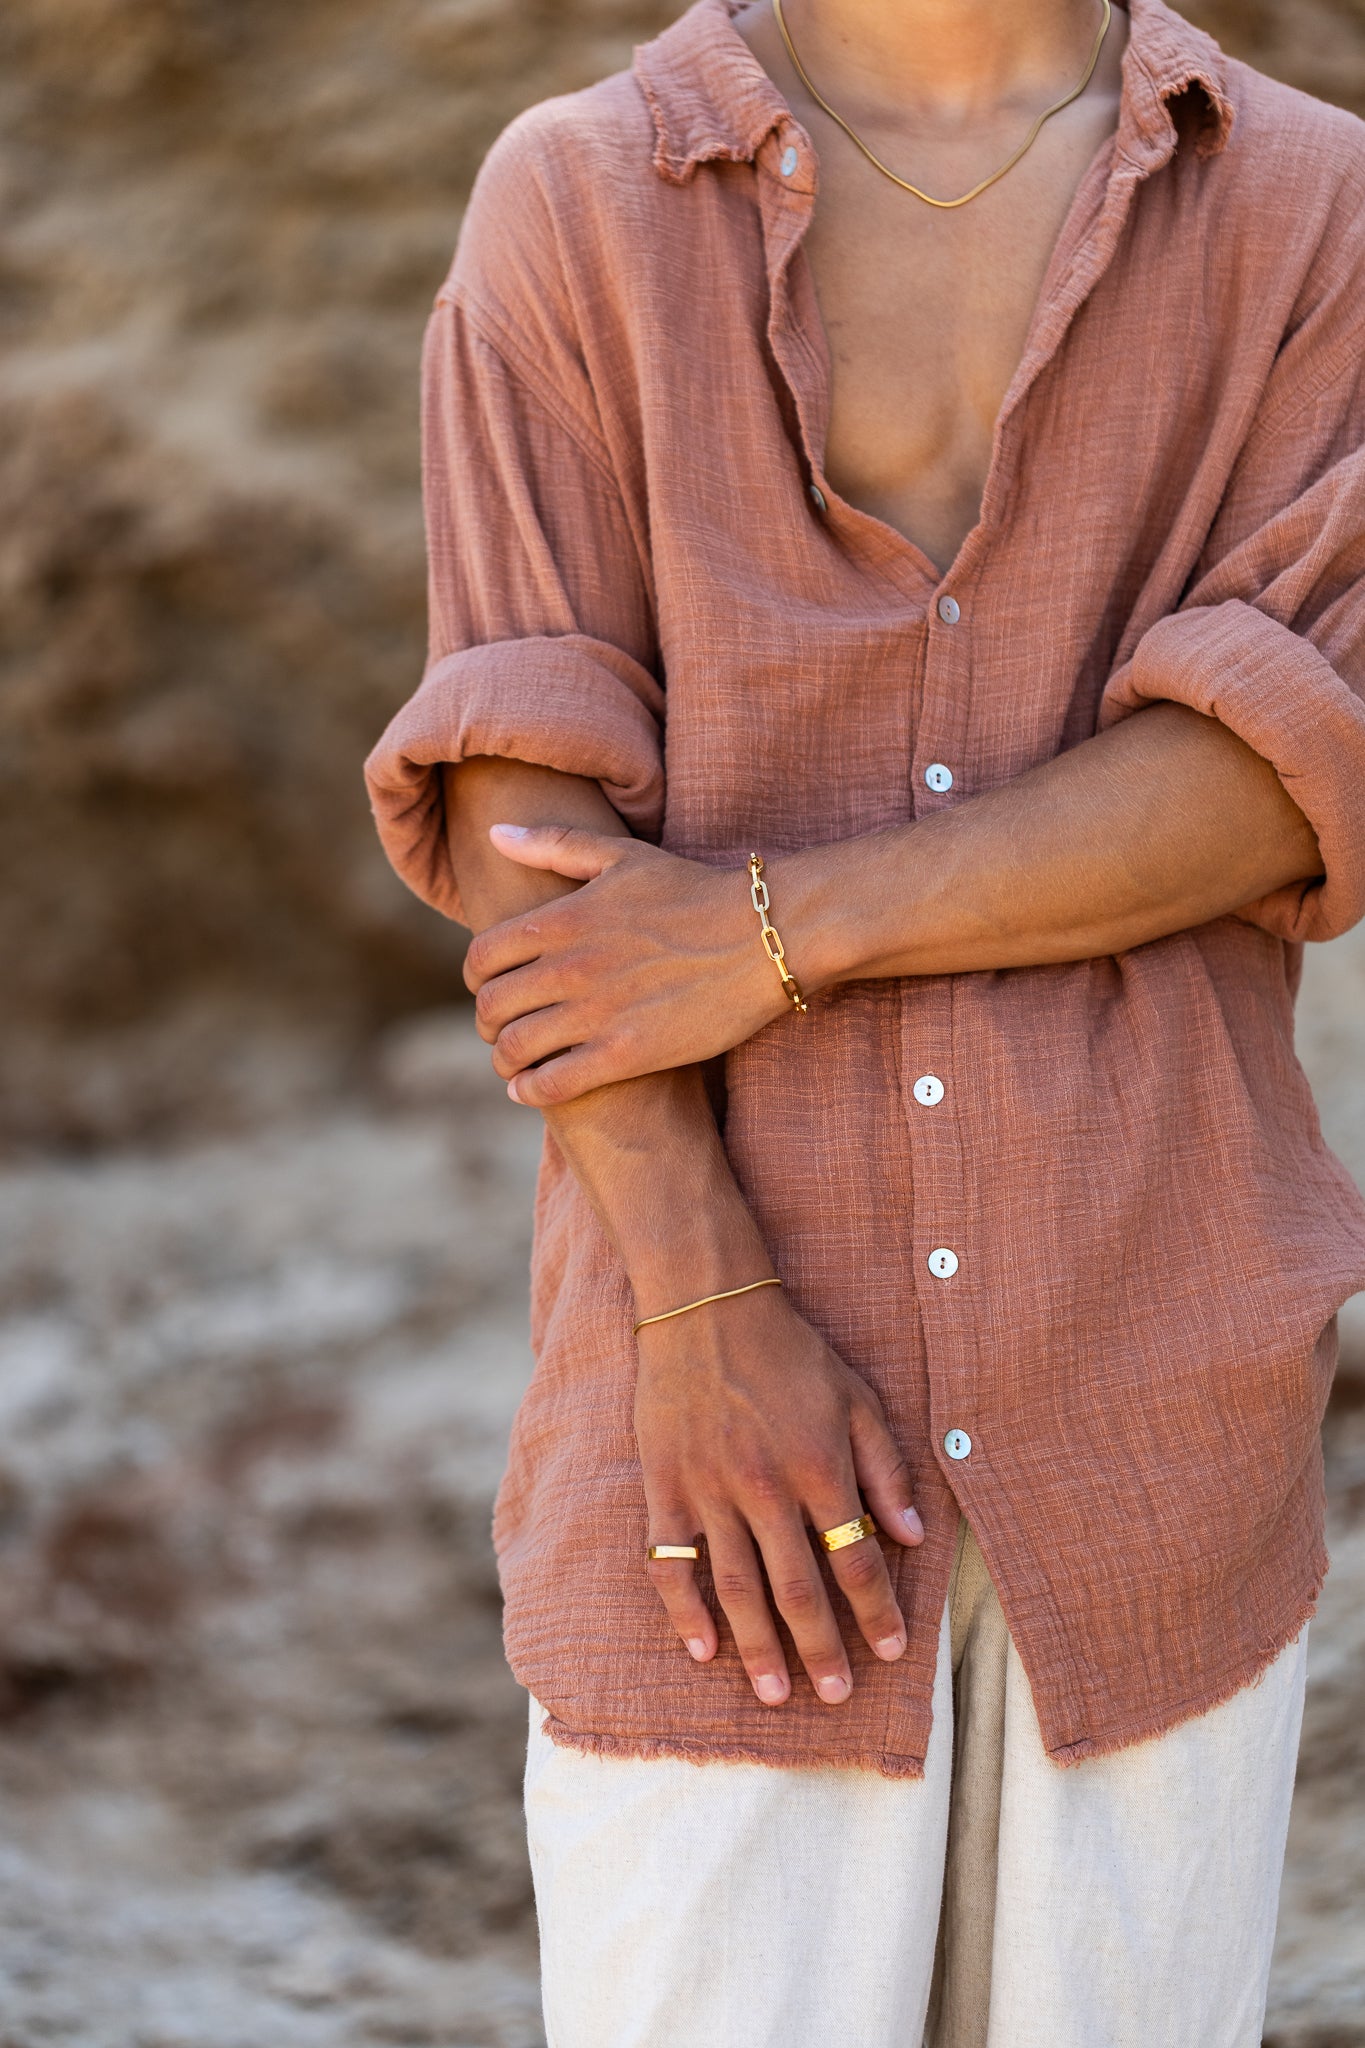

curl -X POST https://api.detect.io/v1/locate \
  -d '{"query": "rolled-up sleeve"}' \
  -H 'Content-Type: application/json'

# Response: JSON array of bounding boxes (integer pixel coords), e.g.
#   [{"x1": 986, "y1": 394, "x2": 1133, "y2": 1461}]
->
[
  {"x1": 365, "y1": 144, "x2": 662, "y2": 927},
  {"x1": 1099, "y1": 228, "x2": 1365, "y2": 945}
]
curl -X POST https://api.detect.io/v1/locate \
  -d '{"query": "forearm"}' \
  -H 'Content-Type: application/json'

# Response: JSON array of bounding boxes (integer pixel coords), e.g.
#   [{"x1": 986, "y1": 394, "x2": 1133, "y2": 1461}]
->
[
  {"x1": 459, "y1": 701, "x2": 1325, "y2": 1110},
  {"x1": 787, "y1": 703, "x2": 1324, "y2": 986},
  {"x1": 445, "y1": 758, "x2": 770, "y2": 1305}
]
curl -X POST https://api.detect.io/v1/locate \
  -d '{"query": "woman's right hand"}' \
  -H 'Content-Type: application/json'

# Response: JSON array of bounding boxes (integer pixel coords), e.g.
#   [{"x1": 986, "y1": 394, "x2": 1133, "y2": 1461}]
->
[{"x1": 634, "y1": 1279, "x2": 925, "y2": 1706}]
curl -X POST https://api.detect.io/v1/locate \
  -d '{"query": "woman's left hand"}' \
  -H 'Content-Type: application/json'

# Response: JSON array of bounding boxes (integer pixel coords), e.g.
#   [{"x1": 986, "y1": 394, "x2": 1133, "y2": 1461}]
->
[{"x1": 463, "y1": 823, "x2": 790, "y2": 1106}]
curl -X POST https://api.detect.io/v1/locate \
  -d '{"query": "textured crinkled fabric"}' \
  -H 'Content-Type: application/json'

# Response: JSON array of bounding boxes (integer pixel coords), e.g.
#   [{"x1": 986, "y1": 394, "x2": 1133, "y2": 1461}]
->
[{"x1": 366, "y1": 0, "x2": 1365, "y2": 1775}]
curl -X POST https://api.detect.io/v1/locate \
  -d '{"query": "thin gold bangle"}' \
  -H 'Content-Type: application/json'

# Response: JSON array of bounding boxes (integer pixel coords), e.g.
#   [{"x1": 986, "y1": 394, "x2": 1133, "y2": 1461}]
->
[{"x1": 632, "y1": 1276, "x2": 783, "y2": 1335}]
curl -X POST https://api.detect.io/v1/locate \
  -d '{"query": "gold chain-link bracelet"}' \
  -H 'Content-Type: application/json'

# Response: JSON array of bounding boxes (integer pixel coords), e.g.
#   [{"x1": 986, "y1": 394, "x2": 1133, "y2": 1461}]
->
[{"x1": 748, "y1": 853, "x2": 808, "y2": 1014}]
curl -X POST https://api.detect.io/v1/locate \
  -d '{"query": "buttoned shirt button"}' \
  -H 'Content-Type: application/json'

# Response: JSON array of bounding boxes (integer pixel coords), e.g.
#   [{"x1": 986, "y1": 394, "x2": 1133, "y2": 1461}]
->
[
  {"x1": 780, "y1": 145, "x2": 799, "y2": 177},
  {"x1": 924, "y1": 762, "x2": 954, "y2": 792},
  {"x1": 943, "y1": 1428, "x2": 972, "y2": 1460},
  {"x1": 913, "y1": 1074, "x2": 944, "y2": 1107},
  {"x1": 809, "y1": 482, "x2": 826, "y2": 512},
  {"x1": 927, "y1": 1246, "x2": 959, "y2": 1278},
  {"x1": 937, "y1": 594, "x2": 961, "y2": 625}
]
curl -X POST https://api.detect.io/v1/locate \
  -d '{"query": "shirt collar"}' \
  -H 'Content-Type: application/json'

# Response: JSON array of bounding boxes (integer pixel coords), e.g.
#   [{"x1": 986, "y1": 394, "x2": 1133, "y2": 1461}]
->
[{"x1": 633, "y1": 0, "x2": 1234, "y2": 186}]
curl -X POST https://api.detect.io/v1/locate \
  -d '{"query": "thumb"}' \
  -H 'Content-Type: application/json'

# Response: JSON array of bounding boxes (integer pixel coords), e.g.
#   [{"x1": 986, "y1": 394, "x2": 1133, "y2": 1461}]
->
[
  {"x1": 849, "y1": 1394, "x2": 925, "y2": 1547},
  {"x1": 488, "y1": 820, "x2": 628, "y2": 883}
]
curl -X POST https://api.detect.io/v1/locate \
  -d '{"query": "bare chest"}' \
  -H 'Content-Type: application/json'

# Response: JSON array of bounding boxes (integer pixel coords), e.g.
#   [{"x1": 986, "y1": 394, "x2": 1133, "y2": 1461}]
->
[{"x1": 801, "y1": 117, "x2": 1121, "y2": 575}]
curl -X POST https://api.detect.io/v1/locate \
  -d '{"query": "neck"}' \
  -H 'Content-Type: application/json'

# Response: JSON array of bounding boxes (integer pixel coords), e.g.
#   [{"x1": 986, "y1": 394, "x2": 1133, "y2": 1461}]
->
[{"x1": 773, "y1": 0, "x2": 1113, "y2": 122}]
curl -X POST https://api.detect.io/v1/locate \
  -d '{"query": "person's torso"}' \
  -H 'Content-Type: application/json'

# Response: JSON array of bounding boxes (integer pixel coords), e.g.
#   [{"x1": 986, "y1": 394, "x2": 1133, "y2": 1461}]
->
[{"x1": 732, "y1": 0, "x2": 1132, "y2": 575}]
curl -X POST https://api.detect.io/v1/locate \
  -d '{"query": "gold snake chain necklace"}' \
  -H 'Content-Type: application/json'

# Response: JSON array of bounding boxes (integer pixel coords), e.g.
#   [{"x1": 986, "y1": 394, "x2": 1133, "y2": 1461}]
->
[{"x1": 770, "y1": 0, "x2": 1112, "y2": 209}]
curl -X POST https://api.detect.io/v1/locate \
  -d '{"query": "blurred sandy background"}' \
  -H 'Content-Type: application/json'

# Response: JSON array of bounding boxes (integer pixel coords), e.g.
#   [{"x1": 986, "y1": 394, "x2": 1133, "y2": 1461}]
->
[{"x1": 0, "y1": 2, "x2": 1362, "y2": 2042}]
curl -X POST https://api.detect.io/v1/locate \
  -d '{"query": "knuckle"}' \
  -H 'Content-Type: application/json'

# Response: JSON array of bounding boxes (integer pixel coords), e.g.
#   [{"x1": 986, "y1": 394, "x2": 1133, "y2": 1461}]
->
[
  {"x1": 773, "y1": 1574, "x2": 822, "y2": 1619},
  {"x1": 645, "y1": 1558, "x2": 692, "y2": 1591},
  {"x1": 807, "y1": 1471, "x2": 852, "y2": 1511},
  {"x1": 799, "y1": 1447, "x2": 847, "y2": 1491},
  {"x1": 834, "y1": 1544, "x2": 883, "y2": 1591},
  {"x1": 733, "y1": 1459, "x2": 785, "y2": 1506},
  {"x1": 712, "y1": 1567, "x2": 761, "y2": 1606},
  {"x1": 602, "y1": 1021, "x2": 636, "y2": 1065},
  {"x1": 530, "y1": 1064, "x2": 565, "y2": 1106},
  {"x1": 496, "y1": 1019, "x2": 528, "y2": 1065}
]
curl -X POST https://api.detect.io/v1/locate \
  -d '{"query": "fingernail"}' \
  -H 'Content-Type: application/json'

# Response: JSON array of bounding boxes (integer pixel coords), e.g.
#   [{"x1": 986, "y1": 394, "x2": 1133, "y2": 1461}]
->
[
  {"x1": 491, "y1": 822, "x2": 529, "y2": 838},
  {"x1": 900, "y1": 1506, "x2": 924, "y2": 1541},
  {"x1": 875, "y1": 1634, "x2": 906, "y2": 1661},
  {"x1": 817, "y1": 1674, "x2": 851, "y2": 1704},
  {"x1": 506, "y1": 1079, "x2": 522, "y2": 1103},
  {"x1": 687, "y1": 1638, "x2": 709, "y2": 1660},
  {"x1": 754, "y1": 1674, "x2": 787, "y2": 1705}
]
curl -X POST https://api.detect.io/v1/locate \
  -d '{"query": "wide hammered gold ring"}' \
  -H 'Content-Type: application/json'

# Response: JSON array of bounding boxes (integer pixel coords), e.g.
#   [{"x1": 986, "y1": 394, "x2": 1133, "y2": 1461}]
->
[
  {"x1": 819, "y1": 1513, "x2": 878, "y2": 1552},
  {"x1": 648, "y1": 1543, "x2": 701, "y2": 1561}
]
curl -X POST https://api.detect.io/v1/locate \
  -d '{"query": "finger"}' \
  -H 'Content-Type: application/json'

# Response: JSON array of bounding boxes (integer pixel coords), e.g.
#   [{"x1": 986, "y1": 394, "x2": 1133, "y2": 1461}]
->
[
  {"x1": 808, "y1": 1493, "x2": 906, "y2": 1664},
  {"x1": 645, "y1": 1523, "x2": 716, "y2": 1663},
  {"x1": 848, "y1": 1392, "x2": 924, "y2": 1546},
  {"x1": 489, "y1": 821, "x2": 630, "y2": 884},
  {"x1": 705, "y1": 1515, "x2": 792, "y2": 1706},
  {"x1": 506, "y1": 1040, "x2": 640, "y2": 1107},
  {"x1": 463, "y1": 910, "x2": 551, "y2": 995},
  {"x1": 751, "y1": 1512, "x2": 855, "y2": 1704},
  {"x1": 473, "y1": 961, "x2": 564, "y2": 1044},
  {"x1": 489, "y1": 1006, "x2": 579, "y2": 1080}
]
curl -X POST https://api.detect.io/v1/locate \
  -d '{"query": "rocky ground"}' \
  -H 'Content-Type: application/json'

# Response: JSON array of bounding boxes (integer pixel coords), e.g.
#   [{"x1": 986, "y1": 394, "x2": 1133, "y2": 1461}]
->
[
  {"x1": 0, "y1": 961, "x2": 1361, "y2": 2048},
  {"x1": 0, "y1": 1018, "x2": 545, "y2": 2047}
]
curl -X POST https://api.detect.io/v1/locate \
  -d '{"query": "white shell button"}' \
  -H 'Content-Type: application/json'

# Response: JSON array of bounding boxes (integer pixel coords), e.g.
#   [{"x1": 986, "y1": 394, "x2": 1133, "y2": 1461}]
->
[
  {"x1": 927, "y1": 1247, "x2": 959, "y2": 1279},
  {"x1": 913, "y1": 1074, "x2": 945, "y2": 1107},
  {"x1": 809, "y1": 483, "x2": 826, "y2": 512},
  {"x1": 944, "y1": 1428, "x2": 973, "y2": 1460},
  {"x1": 924, "y1": 762, "x2": 954, "y2": 792},
  {"x1": 937, "y1": 594, "x2": 961, "y2": 625},
  {"x1": 781, "y1": 145, "x2": 798, "y2": 176}
]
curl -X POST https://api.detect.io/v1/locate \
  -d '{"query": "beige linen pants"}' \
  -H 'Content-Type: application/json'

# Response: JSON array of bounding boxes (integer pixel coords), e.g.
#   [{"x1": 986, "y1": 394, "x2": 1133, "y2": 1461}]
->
[{"x1": 525, "y1": 1517, "x2": 1308, "y2": 2048}]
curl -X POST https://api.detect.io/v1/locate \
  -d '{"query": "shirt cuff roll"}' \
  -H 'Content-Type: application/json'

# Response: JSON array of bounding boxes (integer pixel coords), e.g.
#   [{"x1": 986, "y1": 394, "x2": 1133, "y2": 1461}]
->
[
  {"x1": 364, "y1": 632, "x2": 666, "y2": 926},
  {"x1": 1099, "y1": 598, "x2": 1365, "y2": 943}
]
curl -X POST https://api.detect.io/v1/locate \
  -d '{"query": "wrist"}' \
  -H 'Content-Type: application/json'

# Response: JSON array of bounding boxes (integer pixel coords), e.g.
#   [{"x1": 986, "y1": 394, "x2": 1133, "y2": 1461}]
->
[
  {"x1": 770, "y1": 836, "x2": 904, "y2": 992},
  {"x1": 620, "y1": 1172, "x2": 775, "y2": 1310},
  {"x1": 628, "y1": 1245, "x2": 778, "y2": 1326},
  {"x1": 547, "y1": 1066, "x2": 773, "y2": 1298}
]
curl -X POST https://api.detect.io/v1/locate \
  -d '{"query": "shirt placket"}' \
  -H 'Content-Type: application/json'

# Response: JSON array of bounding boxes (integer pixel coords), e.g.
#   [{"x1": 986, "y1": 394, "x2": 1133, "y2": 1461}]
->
[
  {"x1": 752, "y1": 96, "x2": 1177, "y2": 1533},
  {"x1": 755, "y1": 128, "x2": 979, "y2": 1512},
  {"x1": 903, "y1": 128, "x2": 1177, "y2": 1525}
]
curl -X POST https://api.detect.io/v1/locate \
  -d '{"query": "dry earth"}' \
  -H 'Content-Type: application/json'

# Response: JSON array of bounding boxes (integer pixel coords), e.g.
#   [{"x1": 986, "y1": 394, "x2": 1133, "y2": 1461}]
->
[{"x1": 0, "y1": 1022, "x2": 546, "y2": 2047}]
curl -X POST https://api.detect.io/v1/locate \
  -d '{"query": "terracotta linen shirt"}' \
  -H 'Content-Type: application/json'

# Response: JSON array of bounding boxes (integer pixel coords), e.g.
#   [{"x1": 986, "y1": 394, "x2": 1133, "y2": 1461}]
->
[{"x1": 366, "y1": 0, "x2": 1365, "y2": 1776}]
